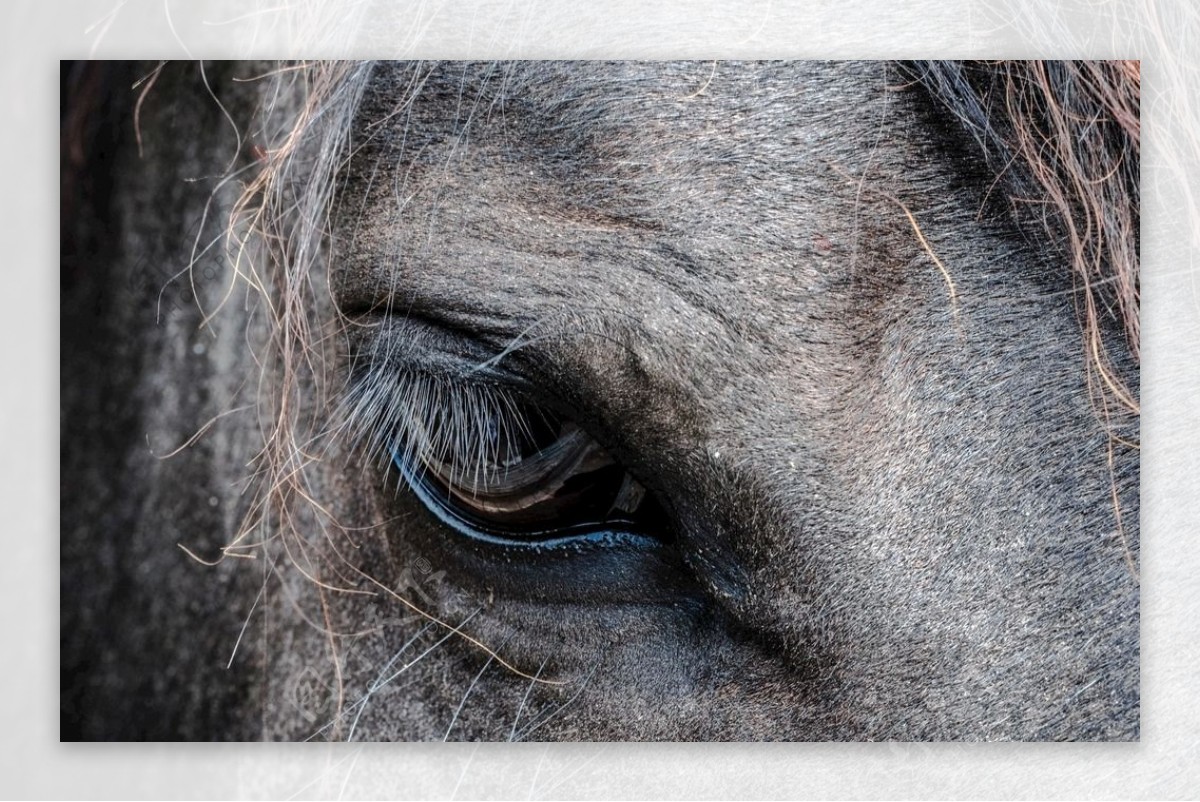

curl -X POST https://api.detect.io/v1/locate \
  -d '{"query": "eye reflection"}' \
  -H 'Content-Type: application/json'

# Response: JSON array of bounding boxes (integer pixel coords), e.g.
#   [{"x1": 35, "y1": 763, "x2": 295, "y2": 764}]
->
[{"x1": 371, "y1": 374, "x2": 668, "y2": 545}]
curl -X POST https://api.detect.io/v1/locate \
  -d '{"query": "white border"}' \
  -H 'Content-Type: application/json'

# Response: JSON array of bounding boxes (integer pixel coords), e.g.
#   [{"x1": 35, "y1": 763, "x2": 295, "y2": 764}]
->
[{"x1": 15, "y1": 0, "x2": 1198, "y2": 797}]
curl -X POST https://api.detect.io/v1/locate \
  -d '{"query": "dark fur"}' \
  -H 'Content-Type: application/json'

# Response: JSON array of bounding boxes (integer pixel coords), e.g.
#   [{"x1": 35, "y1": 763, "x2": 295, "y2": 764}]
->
[{"x1": 61, "y1": 60, "x2": 1138, "y2": 741}]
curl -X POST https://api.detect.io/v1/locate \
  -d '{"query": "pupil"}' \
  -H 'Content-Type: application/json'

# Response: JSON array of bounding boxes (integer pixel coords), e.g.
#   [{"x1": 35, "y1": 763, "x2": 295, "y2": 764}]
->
[
  {"x1": 491, "y1": 405, "x2": 562, "y2": 469},
  {"x1": 516, "y1": 406, "x2": 561, "y2": 454}
]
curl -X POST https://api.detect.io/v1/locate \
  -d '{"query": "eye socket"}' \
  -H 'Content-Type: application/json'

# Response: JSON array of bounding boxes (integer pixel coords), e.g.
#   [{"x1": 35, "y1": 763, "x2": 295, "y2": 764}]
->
[{"x1": 372, "y1": 371, "x2": 669, "y2": 546}]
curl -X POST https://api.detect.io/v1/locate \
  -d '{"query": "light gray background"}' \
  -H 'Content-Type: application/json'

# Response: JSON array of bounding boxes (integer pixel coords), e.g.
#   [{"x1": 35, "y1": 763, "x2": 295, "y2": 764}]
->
[{"x1": 13, "y1": 0, "x2": 1197, "y2": 797}]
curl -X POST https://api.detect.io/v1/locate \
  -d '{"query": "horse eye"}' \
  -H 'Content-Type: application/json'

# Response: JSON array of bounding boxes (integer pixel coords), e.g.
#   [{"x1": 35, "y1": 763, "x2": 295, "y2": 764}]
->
[{"x1": 387, "y1": 387, "x2": 669, "y2": 545}]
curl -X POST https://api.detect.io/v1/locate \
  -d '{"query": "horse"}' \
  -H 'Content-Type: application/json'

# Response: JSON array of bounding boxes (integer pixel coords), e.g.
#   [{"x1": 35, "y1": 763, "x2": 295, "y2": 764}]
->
[{"x1": 60, "y1": 60, "x2": 1139, "y2": 741}]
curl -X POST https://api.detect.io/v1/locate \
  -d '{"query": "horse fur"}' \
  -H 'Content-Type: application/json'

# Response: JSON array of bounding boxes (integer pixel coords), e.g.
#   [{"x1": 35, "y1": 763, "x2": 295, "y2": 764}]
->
[{"x1": 60, "y1": 60, "x2": 1139, "y2": 741}]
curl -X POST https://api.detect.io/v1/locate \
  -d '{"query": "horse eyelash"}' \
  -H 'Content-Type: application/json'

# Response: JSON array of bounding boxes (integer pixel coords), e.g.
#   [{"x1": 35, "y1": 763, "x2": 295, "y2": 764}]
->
[{"x1": 340, "y1": 366, "x2": 536, "y2": 493}]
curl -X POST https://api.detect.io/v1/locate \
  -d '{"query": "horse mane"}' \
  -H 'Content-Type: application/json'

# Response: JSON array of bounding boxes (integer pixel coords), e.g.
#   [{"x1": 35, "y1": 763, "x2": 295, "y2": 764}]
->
[{"x1": 905, "y1": 60, "x2": 1140, "y2": 423}]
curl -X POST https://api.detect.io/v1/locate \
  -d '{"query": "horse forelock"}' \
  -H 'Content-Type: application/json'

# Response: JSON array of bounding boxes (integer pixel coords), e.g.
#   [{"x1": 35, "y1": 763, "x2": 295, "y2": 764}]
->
[{"x1": 907, "y1": 60, "x2": 1140, "y2": 423}]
